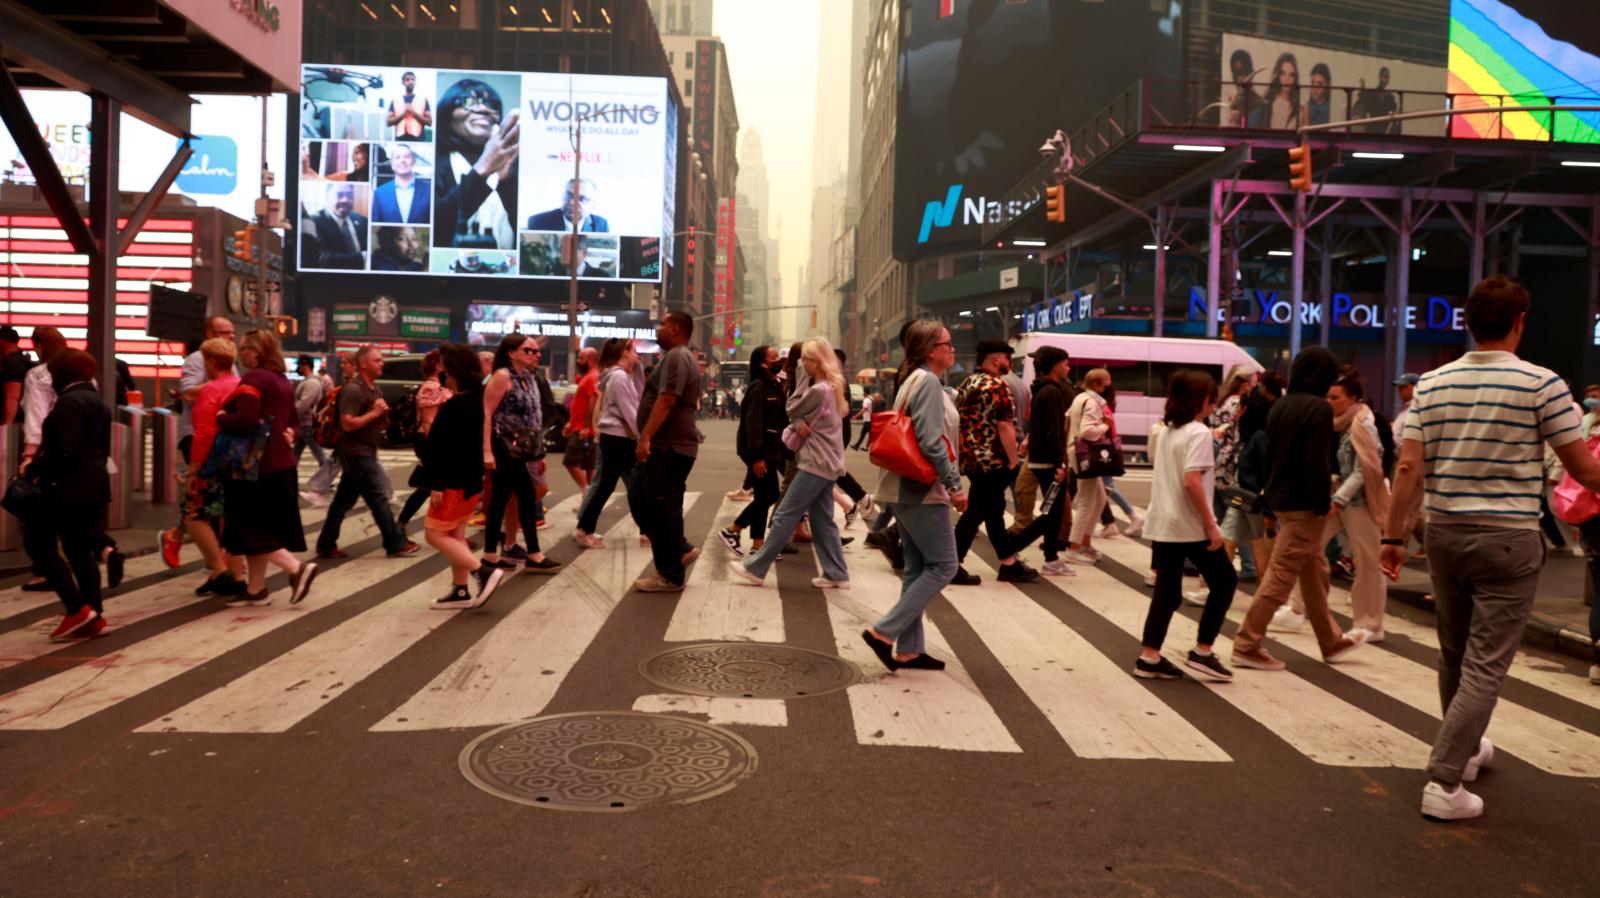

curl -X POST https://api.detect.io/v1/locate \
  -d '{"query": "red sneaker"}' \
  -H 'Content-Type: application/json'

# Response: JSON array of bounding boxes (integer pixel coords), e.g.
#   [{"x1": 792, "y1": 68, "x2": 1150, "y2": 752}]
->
[
  {"x1": 49, "y1": 607, "x2": 100, "y2": 642},
  {"x1": 161, "y1": 527, "x2": 182, "y2": 568},
  {"x1": 82, "y1": 617, "x2": 108, "y2": 637}
]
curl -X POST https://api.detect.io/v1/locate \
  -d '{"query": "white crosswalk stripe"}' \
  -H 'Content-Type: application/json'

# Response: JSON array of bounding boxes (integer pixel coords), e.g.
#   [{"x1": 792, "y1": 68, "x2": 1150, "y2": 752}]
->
[{"x1": 2, "y1": 484, "x2": 1599, "y2": 784}]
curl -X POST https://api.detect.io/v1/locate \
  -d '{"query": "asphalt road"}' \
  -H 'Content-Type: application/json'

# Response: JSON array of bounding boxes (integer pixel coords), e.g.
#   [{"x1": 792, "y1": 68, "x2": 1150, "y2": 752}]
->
[{"x1": 3, "y1": 420, "x2": 1599, "y2": 898}]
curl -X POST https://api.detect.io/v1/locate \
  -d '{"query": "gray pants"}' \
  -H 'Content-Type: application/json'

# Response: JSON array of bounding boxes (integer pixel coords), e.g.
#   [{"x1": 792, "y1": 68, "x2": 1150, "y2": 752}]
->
[{"x1": 1426, "y1": 523, "x2": 1545, "y2": 786}]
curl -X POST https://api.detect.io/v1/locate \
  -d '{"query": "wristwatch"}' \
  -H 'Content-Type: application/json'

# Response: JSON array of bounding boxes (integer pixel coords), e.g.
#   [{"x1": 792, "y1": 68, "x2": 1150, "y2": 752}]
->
[{"x1": 1380, "y1": 538, "x2": 1405, "y2": 546}]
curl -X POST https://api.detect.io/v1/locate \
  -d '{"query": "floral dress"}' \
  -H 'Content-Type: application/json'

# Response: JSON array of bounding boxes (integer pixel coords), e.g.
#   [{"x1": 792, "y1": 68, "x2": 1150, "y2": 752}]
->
[{"x1": 1210, "y1": 393, "x2": 1243, "y2": 488}]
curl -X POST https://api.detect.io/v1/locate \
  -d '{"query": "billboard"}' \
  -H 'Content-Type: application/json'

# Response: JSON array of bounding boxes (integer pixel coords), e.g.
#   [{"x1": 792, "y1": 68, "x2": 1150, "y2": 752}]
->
[
  {"x1": 1219, "y1": 35, "x2": 1447, "y2": 134},
  {"x1": 297, "y1": 64, "x2": 670, "y2": 282},
  {"x1": 0, "y1": 91, "x2": 288, "y2": 222},
  {"x1": 894, "y1": 0, "x2": 1181, "y2": 259},
  {"x1": 1448, "y1": 0, "x2": 1600, "y2": 142},
  {"x1": 464, "y1": 302, "x2": 660, "y2": 351}
]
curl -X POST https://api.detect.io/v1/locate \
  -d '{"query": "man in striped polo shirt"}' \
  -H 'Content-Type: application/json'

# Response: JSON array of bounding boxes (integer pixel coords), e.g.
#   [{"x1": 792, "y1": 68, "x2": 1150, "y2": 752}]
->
[{"x1": 1383, "y1": 275, "x2": 1600, "y2": 822}]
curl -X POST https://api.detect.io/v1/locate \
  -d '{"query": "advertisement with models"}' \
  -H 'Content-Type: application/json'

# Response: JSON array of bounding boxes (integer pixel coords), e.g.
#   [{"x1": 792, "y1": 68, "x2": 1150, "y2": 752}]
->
[{"x1": 1219, "y1": 34, "x2": 1447, "y2": 134}]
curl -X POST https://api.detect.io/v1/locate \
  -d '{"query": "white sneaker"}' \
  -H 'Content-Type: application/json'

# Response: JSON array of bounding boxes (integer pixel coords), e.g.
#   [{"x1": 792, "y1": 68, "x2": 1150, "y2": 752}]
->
[
  {"x1": 1124, "y1": 515, "x2": 1145, "y2": 538},
  {"x1": 727, "y1": 560, "x2": 765, "y2": 587},
  {"x1": 859, "y1": 495, "x2": 875, "y2": 519},
  {"x1": 725, "y1": 488, "x2": 753, "y2": 500},
  {"x1": 1463, "y1": 737, "x2": 1494, "y2": 783},
  {"x1": 1096, "y1": 523, "x2": 1121, "y2": 539},
  {"x1": 1064, "y1": 549, "x2": 1098, "y2": 565},
  {"x1": 1421, "y1": 781, "x2": 1483, "y2": 821},
  {"x1": 1268, "y1": 606, "x2": 1306, "y2": 633},
  {"x1": 1041, "y1": 559, "x2": 1074, "y2": 576},
  {"x1": 1347, "y1": 626, "x2": 1385, "y2": 644},
  {"x1": 1143, "y1": 570, "x2": 1157, "y2": 587},
  {"x1": 1182, "y1": 588, "x2": 1208, "y2": 607},
  {"x1": 810, "y1": 577, "x2": 851, "y2": 590},
  {"x1": 576, "y1": 532, "x2": 606, "y2": 549}
]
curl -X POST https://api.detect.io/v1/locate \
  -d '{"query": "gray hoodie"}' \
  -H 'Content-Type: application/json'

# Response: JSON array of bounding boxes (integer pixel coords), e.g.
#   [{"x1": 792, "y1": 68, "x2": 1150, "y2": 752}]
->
[{"x1": 786, "y1": 370, "x2": 845, "y2": 479}]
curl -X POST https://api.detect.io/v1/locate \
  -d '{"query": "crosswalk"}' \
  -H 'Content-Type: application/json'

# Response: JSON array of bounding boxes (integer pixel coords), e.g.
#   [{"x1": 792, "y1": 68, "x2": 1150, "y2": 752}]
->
[{"x1": 3, "y1": 481, "x2": 1600, "y2": 782}]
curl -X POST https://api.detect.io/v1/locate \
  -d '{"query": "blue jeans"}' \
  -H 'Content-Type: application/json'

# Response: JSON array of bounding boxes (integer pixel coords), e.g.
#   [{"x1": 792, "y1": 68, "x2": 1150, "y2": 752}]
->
[
  {"x1": 742, "y1": 470, "x2": 849, "y2": 582},
  {"x1": 1102, "y1": 476, "x2": 1135, "y2": 517},
  {"x1": 873, "y1": 503, "x2": 956, "y2": 656},
  {"x1": 316, "y1": 452, "x2": 406, "y2": 554},
  {"x1": 294, "y1": 431, "x2": 336, "y2": 494}
]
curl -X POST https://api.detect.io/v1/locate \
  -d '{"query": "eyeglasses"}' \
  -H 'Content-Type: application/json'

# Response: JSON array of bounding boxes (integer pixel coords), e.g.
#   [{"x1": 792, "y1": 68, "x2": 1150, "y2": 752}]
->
[
  {"x1": 459, "y1": 97, "x2": 501, "y2": 115},
  {"x1": 931, "y1": 340, "x2": 953, "y2": 349}
]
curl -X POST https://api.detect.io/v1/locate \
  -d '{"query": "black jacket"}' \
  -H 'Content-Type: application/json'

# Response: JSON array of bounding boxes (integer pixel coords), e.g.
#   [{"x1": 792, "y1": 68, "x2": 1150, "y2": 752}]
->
[
  {"x1": 33, "y1": 382, "x2": 111, "y2": 505},
  {"x1": 1263, "y1": 347, "x2": 1340, "y2": 515},
  {"x1": 737, "y1": 373, "x2": 788, "y2": 466},
  {"x1": 419, "y1": 390, "x2": 485, "y2": 493},
  {"x1": 1027, "y1": 377, "x2": 1072, "y2": 468}
]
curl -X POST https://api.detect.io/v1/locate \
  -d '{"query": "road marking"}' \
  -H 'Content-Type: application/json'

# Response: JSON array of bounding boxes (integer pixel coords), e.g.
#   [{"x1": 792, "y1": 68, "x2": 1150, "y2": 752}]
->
[
  {"x1": 369, "y1": 495, "x2": 687, "y2": 732},
  {"x1": 664, "y1": 496, "x2": 784, "y2": 643},
  {"x1": 0, "y1": 543, "x2": 427, "y2": 729},
  {"x1": 953, "y1": 553, "x2": 1229, "y2": 762},
  {"x1": 631, "y1": 693, "x2": 789, "y2": 727},
  {"x1": 1073, "y1": 535, "x2": 1429, "y2": 768},
  {"x1": 821, "y1": 545, "x2": 1021, "y2": 754}
]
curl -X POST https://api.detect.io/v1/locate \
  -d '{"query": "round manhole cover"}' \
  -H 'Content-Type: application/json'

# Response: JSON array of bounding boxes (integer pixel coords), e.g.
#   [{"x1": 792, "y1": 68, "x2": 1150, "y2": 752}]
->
[
  {"x1": 459, "y1": 712, "x2": 757, "y2": 812},
  {"x1": 639, "y1": 643, "x2": 859, "y2": 699}
]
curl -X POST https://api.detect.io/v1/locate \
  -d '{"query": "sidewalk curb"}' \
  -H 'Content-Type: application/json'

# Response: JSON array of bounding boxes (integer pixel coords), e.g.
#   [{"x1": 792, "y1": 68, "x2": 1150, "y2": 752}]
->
[{"x1": 1391, "y1": 586, "x2": 1594, "y2": 664}]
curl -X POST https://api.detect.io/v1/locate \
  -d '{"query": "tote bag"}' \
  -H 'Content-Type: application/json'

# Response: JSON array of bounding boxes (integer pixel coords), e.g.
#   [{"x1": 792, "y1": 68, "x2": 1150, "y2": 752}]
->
[
  {"x1": 1552, "y1": 435, "x2": 1600, "y2": 525},
  {"x1": 868, "y1": 372, "x2": 953, "y2": 485}
]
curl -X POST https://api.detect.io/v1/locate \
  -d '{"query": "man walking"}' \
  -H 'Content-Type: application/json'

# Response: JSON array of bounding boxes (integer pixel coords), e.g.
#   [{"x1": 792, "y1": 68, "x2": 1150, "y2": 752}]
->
[
  {"x1": 951, "y1": 341, "x2": 1037, "y2": 585},
  {"x1": 1382, "y1": 276, "x2": 1600, "y2": 821},
  {"x1": 293, "y1": 355, "x2": 337, "y2": 504},
  {"x1": 563, "y1": 346, "x2": 600, "y2": 491},
  {"x1": 1007, "y1": 346, "x2": 1073, "y2": 576},
  {"x1": 316, "y1": 347, "x2": 418, "y2": 559},
  {"x1": 1232, "y1": 346, "x2": 1366, "y2": 671},
  {"x1": 631, "y1": 312, "x2": 702, "y2": 592}
]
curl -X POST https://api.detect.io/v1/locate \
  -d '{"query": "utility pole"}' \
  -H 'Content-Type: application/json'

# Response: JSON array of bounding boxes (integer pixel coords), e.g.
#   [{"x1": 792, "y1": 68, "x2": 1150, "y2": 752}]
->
[
  {"x1": 256, "y1": 95, "x2": 268, "y2": 325},
  {"x1": 566, "y1": 115, "x2": 583, "y2": 382}
]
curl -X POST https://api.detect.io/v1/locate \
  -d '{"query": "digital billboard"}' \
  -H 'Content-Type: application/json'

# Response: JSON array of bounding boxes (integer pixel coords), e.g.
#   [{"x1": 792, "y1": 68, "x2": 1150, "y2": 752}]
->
[
  {"x1": 894, "y1": 0, "x2": 1180, "y2": 259},
  {"x1": 464, "y1": 302, "x2": 660, "y2": 352},
  {"x1": 297, "y1": 64, "x2": 670, "y2": 281},
  {"x1": 1219, "y1": 35, "x2": 1447, "y2": 134},
  {"x1": 1448, "y1": 0, "x2": 1600, "y2": 142}
]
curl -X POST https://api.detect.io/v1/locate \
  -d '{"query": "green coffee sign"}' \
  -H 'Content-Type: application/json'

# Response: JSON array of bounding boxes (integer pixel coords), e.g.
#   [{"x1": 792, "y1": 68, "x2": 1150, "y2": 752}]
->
[
  {"x1": 400, "y1": 310, "x2": 450, "y2": 339},
  {"x1": 332, "y1": 309, "x2": 367, "y2": 335}
]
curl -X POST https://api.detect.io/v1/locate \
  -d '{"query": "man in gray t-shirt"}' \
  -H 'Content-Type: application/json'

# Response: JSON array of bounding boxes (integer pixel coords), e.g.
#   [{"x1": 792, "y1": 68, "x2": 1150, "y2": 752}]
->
[{"x1": 631, "y1": 312, "x2": 702, "y2": 591}]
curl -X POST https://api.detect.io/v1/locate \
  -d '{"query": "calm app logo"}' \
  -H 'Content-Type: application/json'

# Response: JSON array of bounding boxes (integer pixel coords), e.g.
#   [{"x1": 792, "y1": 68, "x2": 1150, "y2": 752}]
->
[{"x1": 176, "y1": 135, "x2": 237, "y2": 194}]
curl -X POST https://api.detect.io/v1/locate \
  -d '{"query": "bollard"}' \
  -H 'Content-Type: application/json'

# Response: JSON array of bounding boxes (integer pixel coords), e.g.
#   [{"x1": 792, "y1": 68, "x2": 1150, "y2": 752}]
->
[
  {"x1": 149, "y1": 407, "x2": 181, "y2": 505},
  {"x1": 120, "y1": 406, "x2": 147, "y2": 493},
  {"x1": 108, "y1": 422, "x2": 132, "y2": 530},
  {"x1": 0, "y1": 424, "x2": 20, "y2": 551}
]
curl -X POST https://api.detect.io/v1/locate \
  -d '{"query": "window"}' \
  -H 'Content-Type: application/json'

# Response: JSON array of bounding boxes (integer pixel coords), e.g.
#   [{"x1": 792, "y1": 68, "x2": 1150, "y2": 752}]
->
[
  {"x1": 685, "y1": 51, "x2": 693, "y2": 68},
  {"x1": 684, "y1": 78, "x2": 692, "y2": 94}
]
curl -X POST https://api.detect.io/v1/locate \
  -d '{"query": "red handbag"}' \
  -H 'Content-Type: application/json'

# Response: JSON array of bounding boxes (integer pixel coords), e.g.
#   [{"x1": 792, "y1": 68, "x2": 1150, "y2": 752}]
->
[
  {"x1": 1553, "y1": 435, "x2": 1600, "y2": 525},
  {"x1": 869, "y1": 410, "x2": 954, "y2": 485}
]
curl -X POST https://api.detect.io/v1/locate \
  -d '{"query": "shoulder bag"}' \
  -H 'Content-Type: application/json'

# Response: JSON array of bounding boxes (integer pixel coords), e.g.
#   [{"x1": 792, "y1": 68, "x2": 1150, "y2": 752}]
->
[
  {"x1": 1, "y1": 473, "x2": 43, "y2": 520},
  {"x1": 1072, "y1": 399, "x2": 1125, "y2": 479},
  {"x1": 868, "y1": 372, "x2": 954, "y2": 485}
]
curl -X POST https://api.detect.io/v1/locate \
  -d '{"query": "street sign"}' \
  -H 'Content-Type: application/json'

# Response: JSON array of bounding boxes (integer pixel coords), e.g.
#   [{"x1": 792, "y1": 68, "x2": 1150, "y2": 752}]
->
[{"x1": 308, "y1": 307, "x2": 327, "y2": 343}]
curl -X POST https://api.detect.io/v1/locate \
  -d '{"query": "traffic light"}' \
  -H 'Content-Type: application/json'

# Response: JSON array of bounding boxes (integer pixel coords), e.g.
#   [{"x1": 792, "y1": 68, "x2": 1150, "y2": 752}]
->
[
  {"x1": 1287, "y1": 141, "x2": 1313, "y2": 192},
  {"x1": 269, "y1": 315, "x2": 298, "y2": 338},
  {"x1": 232, "y1": 226, "x2": 257, "y2": 262},
  {"x1": 1044, "y1": 184, "x2": 1066, "y2": 223}
]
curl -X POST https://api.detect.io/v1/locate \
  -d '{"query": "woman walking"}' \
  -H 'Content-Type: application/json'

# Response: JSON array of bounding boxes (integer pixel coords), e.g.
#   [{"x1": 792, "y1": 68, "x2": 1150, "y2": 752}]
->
[
  {"x1": 861, "y1": 321, "x2": 968, "y2": 671},
  {"x1": 422, "y1": 344, "x2": 505, "y2": 609},
  {"x1": 186, "y1": 338, "x2": 246, "y2": 596},
  {"x1": 1210, "y1": 364, "x2": 1257, "y2": 575},
  {"x1": 720, "y1": 345, "x2": 787, "y2": 556},
  {"x1": 1065, "y1": 368, "x2": 1113, "y2": 564},
  {"x1": 398, "y1": 350, "x2": 452, "y2": 528},
  {"x1": 728, "y1": 339, "x2": 851, "y2": 588},
  {"x1": 1136, "y1": 370, "x2": 1236, "y2": 681},
  {"x1": 28, "y1": 350, "x2": 114, "y2": 640},
  {"x1": 573, "y1": 338, "x2": 645, "y2": 547},
  {"x1": 1323, "y1": 367, "x2": 1390, "y2": 640},
  {"x1": 216, "y1": 330, "x2": 319, "y2": 606},
  {"x1": 1094, "y1": 386, "x2": 1144, "y2": 538},
  {"x1": 481, "y1": 333, "x2": 561, "y2": 574}
]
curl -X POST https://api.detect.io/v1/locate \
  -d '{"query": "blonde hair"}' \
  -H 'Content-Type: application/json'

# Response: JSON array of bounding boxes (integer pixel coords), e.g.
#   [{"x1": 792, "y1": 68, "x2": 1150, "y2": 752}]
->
[
  {"x1": 804, "y1": 337, "x2": 849, "y2": 417},
  {"x1": 200, "y1": 337, "x2": 236, "y2": 367},
  {"x1": 1084, "y1": 368, "x2": 1112, "y2": 391}
]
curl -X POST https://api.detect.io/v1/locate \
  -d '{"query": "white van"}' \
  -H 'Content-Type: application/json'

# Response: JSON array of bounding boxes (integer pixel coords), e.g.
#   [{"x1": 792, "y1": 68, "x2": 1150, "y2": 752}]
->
[{"x1": 1010, "y1": 332, "x2": 1264, "y2": 457}]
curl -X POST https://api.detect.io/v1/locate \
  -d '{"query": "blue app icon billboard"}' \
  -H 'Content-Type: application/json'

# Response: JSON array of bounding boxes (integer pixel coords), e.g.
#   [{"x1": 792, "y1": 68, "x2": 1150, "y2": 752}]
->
[{"x1": 176, "y1": 135, "x2": 238, "y2": 194}]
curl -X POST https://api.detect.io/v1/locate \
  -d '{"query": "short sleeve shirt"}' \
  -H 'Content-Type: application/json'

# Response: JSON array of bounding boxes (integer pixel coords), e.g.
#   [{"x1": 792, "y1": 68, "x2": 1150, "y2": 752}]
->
[
  {"x1": 956, "y1": 371, "x2": 1015, "y2": 473},
  {"x1": 336, "y1": 377, "x2": 385, "y2": 457},
  {"x1": 569, "y1": 370, "x2": 600, "y2": 433},
  {"x1": 637, "y1": 345, "x2": 701, "y2": 457},
  {"x1": 1143, "y1": 420, "x2": 1215, "y2": 543}
]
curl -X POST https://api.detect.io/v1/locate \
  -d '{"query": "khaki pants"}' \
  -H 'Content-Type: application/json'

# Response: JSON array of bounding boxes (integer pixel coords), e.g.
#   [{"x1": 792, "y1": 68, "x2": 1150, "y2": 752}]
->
[
  {"x1": 1234, "y1": 510, "x2": 1346, "y2": 657},
  {"x1": 1326, "y1": 503, "x2": 1387, "y2": 631},
  {"x1": 1069, "y1": 476, "x2": 1106, "y2": 546},
  {"x1": 1011, "y1": 466, "x2": 1041, "y2": 530}
]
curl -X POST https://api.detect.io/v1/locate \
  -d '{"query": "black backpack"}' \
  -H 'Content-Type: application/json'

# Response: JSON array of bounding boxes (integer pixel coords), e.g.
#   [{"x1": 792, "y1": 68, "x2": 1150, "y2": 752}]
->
[{"x1": 385, "y1": 386, "x2": 421, "y2": 447}]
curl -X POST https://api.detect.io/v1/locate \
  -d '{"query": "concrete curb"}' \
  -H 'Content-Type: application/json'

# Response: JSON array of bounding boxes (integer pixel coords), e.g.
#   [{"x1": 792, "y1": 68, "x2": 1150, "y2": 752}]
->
[{"x1": 1390, "y1": 586, "x2": 1594, "y2": 664}]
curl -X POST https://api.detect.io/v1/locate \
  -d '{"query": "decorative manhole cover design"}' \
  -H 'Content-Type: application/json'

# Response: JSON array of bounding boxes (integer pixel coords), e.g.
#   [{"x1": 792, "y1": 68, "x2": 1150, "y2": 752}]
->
[
  {"x1": 459, "y1": 712, "x2": 757, "y2": 812},
  {"x1": 639, "y1": 643, "x2": 859, "y2": 699}
]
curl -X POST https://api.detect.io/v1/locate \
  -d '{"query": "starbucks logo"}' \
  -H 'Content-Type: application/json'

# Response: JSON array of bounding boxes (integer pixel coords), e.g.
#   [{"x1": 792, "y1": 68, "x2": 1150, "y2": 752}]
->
[{"x1": 370, "y1": 296, "x2": 398, "y2": 325}]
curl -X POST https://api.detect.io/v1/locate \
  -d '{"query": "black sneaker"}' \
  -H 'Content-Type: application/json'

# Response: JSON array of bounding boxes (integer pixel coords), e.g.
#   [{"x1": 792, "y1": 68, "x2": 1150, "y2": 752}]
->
[
  {"x1": 1133, "y1": 656, "x2": 1186, "y2": 680},
  {"x1": 840, "y1": 536, "x2": 855, "y2": 546},
  {"x1": 524, "y1": 556, "x2": 563, "y2": 575},
  {"x1": 213, "y1": 575, "x2": 247, "y2": 596},
  {"x1": 483, "y1": 556, "x2": 518, "y2": 571},
  {"x1": 845, "y1": 503, "x2": 861, "y2": 529},
  {"x1": 195, "y1": 572, "x2": 223, "y2": 596},
  {"x1": 1184, "y1": 650, "x2": 1234, "y2": 681},
  {"x1": 288, "y1": 562, "x2": 319, "y2": 606},
  {"x1": 781, "y1": 543, "x2": 799, "y2": 555},
  {"x1": 951, "y1": 567, "x2": 982, "y2": 586},
  {"x1": 997, "y1": 561, "x2": 1040, "y2": 583},
  {"x1": 473, "y1": 566, "x2": 505, "y2": 606},
  {"x1": 719, "y1": 528, "x2": 745, "y2": 557},
  {"x1": 504, "y1": 544, "x2": 529, "y2": 561},
  {"x1": 864, "y1": 529, "x2": 886, "y2": 549},
  {"x1": 430, "y1": 585, "x2": 475, "y2": 610},
  {"x1": 106, "y1": 550, "x2": 125, "y2": 589}
]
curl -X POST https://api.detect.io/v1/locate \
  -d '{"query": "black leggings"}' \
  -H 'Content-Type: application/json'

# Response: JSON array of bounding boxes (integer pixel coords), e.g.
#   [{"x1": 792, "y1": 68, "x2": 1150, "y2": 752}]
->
[
  {"x1": 838, "y1": 471, "x2": 867, "y2": 504},
  {"x1": 25, "y1": 501, "x2": 106, "y2": 615},
  {"x1": 484, "y1": 440, "x2": 541, "y2": 555},
  {"x1": 1143, "y1": 540, "x2": 1237, "y2": 650},
  {"x1": 734, "y1": 465, "x2": 780, "y2": 540},
  {"x1": 399, "y1": 486, "x2": 430, "y2": 525},
  {"x1": 577, "y1": 434, "x2": 641, "y2": 535}
]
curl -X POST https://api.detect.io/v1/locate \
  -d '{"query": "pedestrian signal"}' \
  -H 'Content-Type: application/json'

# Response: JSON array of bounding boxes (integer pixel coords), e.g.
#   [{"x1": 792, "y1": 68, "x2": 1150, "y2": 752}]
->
[
  {"x1": 1287, "y1": 142, "x2": 1313, "y2": 193},
  {"x1": 269, "y1": 315, "x2": 298, "y2": 338},
  {"x1": 1044, "y1": 185, "x2": 1066, "y2": 223}
]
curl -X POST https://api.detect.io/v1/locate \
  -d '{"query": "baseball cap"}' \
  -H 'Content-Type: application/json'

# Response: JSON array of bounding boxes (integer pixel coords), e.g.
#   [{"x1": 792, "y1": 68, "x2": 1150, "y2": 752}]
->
[
  {"x1": 1030, "y1": 345, "x2": 1069, "y2": 379},
  {"x1": 1393, "y1": 373, "x2": 1420, "y2": 387},
  {"x1": 0, "y1": 326, "x2": 19, "y2": 344}
]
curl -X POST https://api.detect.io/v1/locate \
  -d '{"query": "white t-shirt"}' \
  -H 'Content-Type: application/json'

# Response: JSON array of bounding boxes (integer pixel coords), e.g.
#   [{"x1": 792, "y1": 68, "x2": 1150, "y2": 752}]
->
[{"x1": 1143, "y1": 420, "x2": 1215, "y2": 543}]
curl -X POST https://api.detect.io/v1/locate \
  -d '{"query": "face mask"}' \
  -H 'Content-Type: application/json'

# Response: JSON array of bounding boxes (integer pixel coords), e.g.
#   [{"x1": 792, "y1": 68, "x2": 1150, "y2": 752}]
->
[{"x1": 1584, "y1": 398, "x2": 1600, "y2": 412}]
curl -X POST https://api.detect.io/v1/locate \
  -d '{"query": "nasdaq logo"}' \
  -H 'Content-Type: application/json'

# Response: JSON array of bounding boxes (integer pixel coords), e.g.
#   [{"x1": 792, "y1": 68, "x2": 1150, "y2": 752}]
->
[
  {"x1": 176, "y1": 135, "x2": 237, "y2": 194},
  {"x1": 916, "y1": 183, "x2": 1031, "y2": 244},
  {"x1": 917, "y1": 184, "x2": 964, "y2": 244}
]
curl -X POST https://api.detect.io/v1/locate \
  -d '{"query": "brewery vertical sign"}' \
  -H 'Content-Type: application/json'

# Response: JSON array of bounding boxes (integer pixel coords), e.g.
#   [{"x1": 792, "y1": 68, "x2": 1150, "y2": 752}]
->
[{"x1": 714, "y1": 197, "x2": 731, "y2": 347}]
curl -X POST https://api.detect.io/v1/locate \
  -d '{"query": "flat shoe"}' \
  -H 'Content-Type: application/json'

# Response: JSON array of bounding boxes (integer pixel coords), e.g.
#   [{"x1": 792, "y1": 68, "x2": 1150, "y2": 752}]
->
[
  {"x1": 896, "y1": 652, "x2": 946, "y2": 671},
  {"x1": 860, "y1": 629, "x2": 900, "y2": 671}
]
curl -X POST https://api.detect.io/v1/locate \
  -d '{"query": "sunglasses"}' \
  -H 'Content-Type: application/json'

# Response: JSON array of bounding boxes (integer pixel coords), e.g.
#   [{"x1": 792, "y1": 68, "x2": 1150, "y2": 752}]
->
[{"x1": 518, "y1": 346, "x2": 540, "y2": 355}]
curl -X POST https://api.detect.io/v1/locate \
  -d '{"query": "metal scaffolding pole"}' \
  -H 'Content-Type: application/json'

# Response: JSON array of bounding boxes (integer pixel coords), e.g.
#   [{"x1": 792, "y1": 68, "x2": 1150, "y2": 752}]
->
[
  {"x1": 1153, "y1": 205, "x2": 1168, "y2": 339},
  {"x1": 1392, "y1": 191, "x2": 1413, "y2": 412},
  {"x1": 1319, "y1": 218, "x2": 1334, "y2": 348},
  {"x1": 1290, "y1": 190, "x2": 1307, "y2": 360},
  {"x1": 87, "y1": 91, "x2": 121, "y2": 409},
  {"x1": 1207, "y1": 181, "x2": 1223, "y2": 338}
]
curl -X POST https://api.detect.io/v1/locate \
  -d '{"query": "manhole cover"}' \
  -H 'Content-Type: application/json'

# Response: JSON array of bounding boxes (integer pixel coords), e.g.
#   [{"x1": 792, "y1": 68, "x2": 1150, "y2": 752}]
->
[
  {"x1": 639, "y1": 643, "x2": 859, "y2": 699},
  {"x1": 458, "y1": 712, "x2": 757, "y2": 812}
]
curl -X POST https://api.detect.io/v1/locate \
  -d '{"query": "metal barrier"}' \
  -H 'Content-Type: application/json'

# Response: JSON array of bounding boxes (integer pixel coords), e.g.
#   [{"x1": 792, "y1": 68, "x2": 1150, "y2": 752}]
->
[
  {"x1": 0, "y1": 424, "x2": 20, "y2": 551},
  {"x1": 120, "y1": 406, "x2": 146, "y2": 493},
  {"x1": 108, "y1": 422, "x2": 131, "y2": 530},
  {"x1": 149, "y1": 407, "x2": 182, "y2": 505}
]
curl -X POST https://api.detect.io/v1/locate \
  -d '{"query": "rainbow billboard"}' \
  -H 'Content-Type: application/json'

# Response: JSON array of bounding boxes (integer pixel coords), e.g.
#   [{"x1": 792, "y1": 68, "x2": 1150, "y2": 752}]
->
[{"x1": 1448, "y1": 0, "x2": 1600, "y2": 142}]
